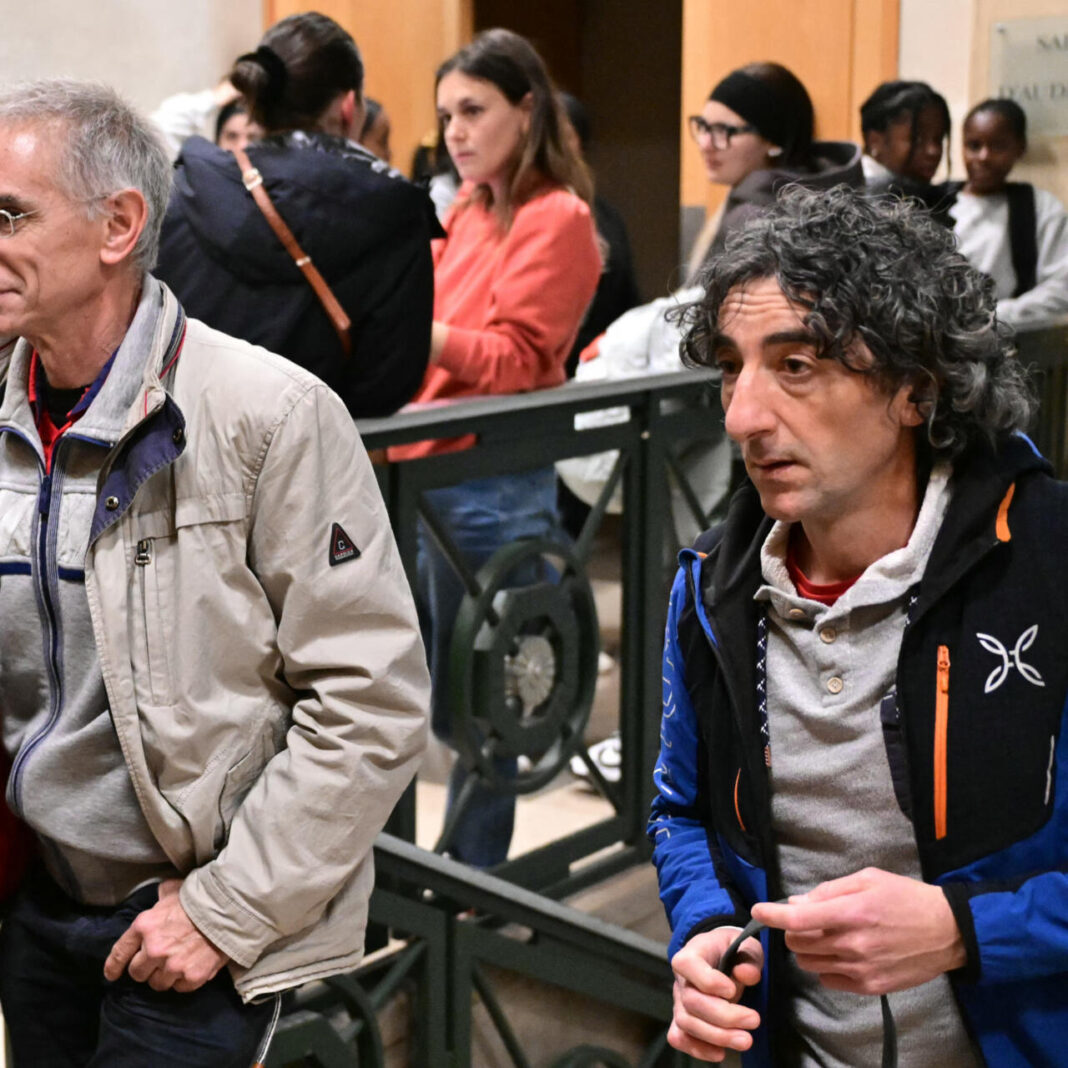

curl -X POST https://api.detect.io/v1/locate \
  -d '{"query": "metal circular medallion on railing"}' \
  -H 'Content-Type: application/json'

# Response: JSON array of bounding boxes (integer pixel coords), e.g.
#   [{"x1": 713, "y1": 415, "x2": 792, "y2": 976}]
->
[{"x1": 448, "y1": 537, "x2": 599, "y2": 794}]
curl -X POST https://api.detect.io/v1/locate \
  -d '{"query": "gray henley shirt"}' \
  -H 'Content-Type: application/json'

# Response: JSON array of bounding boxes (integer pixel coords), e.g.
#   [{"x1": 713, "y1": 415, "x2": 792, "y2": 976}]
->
[{"x1": 755, "y1": 465, "x2": 980, "y2": 1067}]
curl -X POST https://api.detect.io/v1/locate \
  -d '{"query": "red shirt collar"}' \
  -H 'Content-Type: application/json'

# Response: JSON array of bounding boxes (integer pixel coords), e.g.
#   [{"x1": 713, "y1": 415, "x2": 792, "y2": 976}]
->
[{"x1": 785, "y1": 535, "x2": 861, "y2": 607}]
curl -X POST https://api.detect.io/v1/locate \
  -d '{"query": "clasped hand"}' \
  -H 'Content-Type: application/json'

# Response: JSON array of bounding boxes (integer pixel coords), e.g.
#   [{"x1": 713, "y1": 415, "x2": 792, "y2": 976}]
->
[
  {"x1": 752, "y1": 867, "x2": 966, "y2": 996},
  {"x1": 668, "y1": 925, "x2": 763, "y2": 1062},
  {"x1": 668, "y1": 868, "x2": 966, "y2": 1062},
  {"x1": 103, "y1": 878, "x2": 230, "y2": 993}
]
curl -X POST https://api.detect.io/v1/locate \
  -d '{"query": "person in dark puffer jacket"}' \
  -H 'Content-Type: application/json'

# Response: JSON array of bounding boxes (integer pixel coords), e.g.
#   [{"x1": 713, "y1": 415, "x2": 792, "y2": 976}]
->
[{"x1": 156, "y1": 12, "x2": 440, "y2": 418}]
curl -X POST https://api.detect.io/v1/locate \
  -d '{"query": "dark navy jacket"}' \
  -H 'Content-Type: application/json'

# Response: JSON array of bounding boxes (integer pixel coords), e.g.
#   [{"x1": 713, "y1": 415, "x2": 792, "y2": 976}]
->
[
  {"x1": 157, "y1": 132, "x2": 440, "y2": 419},
  {"x1": 649, "y1": 435, "x2": 1068, "y2": 1066}
]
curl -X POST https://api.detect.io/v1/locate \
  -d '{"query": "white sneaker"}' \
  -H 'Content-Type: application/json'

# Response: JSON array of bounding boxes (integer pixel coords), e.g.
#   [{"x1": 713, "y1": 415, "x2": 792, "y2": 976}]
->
[{"x1": 569, "y1": 733, "x2": 622, "y2": 784}]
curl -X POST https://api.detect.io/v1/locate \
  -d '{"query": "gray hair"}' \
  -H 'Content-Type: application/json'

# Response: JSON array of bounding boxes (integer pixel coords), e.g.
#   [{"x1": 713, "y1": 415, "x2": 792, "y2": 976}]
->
[
  {"x1": 675, "y1": 184, "x2": 1036, "y2": 462},
  {"x1": 0, "y1": 79, "x2": 171, "y2": 272}
]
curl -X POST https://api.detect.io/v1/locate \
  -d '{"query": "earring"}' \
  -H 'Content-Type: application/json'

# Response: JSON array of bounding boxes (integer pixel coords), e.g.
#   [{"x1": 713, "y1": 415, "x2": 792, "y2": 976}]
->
[{"x1": 767, "y1": 146, "x2": 783, "y2": 159}]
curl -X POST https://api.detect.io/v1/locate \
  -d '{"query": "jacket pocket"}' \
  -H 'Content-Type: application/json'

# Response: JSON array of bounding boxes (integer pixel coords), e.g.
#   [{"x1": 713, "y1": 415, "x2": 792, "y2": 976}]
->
[
  {"x1": 934, "y1": 645, "x2": 950, "y2": 841},
  {"x1": 213, "y1": 713, "x2": 286, "y2": 853},
  {"x1": 134, "y1": 536, "x2": 173, "y2": 707},
  {"x1": 0, "y1": 487, "x2": 36, "y2": 561},
  {"x1": 127, "y1": 494, "x2": 248, "y2": 713}
]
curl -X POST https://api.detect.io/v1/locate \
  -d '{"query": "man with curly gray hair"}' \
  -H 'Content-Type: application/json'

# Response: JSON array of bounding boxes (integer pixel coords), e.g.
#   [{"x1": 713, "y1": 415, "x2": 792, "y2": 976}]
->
[
  {"x1": 650, "y1": 185, "x2": 1068, "y2": 1066},
  {"x1": 0, "y1": 80, "x2": 428, "y2": 1066}
]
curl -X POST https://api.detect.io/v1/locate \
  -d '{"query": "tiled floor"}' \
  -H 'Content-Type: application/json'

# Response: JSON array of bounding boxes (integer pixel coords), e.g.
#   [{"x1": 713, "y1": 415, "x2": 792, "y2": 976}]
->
[{"x1": 415, "y1": 769, "x2": 616, "y2": 856}]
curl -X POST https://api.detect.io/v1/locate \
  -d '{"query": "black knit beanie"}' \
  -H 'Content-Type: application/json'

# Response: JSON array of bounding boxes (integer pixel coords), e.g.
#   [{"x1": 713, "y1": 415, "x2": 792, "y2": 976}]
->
[{"x1": 709, "y1": 69, "x2": 796, "y2": 153}]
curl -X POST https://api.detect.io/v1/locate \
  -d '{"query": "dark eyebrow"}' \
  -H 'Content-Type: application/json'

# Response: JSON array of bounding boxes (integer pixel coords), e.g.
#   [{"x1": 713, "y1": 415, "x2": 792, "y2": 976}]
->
[
  {"x1": 438, "y1": 98, "x2": 477, "y2": 118},
  {"x1": 764, "y1": 329, "x2": 820, "y2": 347},
  {"x1": 709, "y1": 328, "x2": 820, "y2": 352}
]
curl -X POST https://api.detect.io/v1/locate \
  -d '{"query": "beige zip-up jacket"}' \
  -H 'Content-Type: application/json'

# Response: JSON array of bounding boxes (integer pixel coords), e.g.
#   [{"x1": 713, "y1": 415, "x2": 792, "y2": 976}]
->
[{"x1": 67, "y1": 284, "x2": 427, "y2": 1000}]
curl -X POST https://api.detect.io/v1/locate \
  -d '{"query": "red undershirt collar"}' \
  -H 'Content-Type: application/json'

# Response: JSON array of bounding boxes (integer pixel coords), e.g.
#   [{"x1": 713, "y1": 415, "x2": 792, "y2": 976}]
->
[
  {"x1": 28, "y1": 349, "x2": 117, "y2": 471},
  {"x1": 785, "y1": 534, "x2": 861, "y2": 606}
]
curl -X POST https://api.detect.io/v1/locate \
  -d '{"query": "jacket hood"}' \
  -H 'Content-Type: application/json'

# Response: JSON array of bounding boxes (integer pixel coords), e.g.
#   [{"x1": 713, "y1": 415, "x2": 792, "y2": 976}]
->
[
  {"x1": 168, "y1": 132, "x2": 433, "y2": 285},
  {"x1": 697, "y1": 432, "x2": 1049, "y2": 609},
  {"x1": 729, "y1": 139, "x2": 865, "y2": 208},
  {"x1": 705, "y1": 141, "x2": 865, "y2": 266}
]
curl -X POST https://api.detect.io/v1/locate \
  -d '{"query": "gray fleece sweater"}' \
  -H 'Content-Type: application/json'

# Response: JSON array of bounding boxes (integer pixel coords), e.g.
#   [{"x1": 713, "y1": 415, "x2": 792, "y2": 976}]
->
[
  {"x1": 755, "y1": 466, "x2": 980, "y2": 1067},
  {"x1": 0, "y1": 284, "x2": 177, "y2": 904}
]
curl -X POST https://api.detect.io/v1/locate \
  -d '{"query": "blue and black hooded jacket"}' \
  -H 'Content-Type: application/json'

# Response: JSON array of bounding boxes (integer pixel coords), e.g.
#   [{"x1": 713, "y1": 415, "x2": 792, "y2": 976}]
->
[{"x1": 649, "y1": 435, "x2": 1068, "y2": 1066}]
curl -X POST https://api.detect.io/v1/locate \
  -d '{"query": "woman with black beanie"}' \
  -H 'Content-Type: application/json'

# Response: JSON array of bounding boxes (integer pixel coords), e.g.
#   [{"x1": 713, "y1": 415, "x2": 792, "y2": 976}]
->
[{"x1": 685, "y1": 62, "x2": 863, "y2": 279}]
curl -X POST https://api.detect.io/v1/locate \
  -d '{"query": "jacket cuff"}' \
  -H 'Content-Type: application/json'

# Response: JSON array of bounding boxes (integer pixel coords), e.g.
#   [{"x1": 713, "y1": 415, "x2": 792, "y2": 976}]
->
[
  {"x1": 681, "y1": 911, "x2": 748, "y2": 949},
  {"x1": 179, "y1": 866, "x2": 280, "y2": 970},
  {"x1": 941, "y1": 882, "x2": 981, "y2": 984},
  {"x1": 435, "y1": 325, "x2": 482, "y2": 384}
]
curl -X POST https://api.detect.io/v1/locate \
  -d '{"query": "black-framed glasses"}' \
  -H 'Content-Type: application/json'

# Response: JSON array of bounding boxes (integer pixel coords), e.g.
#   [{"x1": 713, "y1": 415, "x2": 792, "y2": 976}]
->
[
  {"x1": 0, "y1": 208, "x2": 37, "y2": 238},
  {"x1": 687, "y1": 116, "x2": 757, "y2": 149}
]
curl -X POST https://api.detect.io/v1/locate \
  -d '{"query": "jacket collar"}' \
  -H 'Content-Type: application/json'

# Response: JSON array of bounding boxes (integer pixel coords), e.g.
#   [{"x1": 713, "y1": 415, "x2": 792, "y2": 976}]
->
[
  {"x1": 0, "y1": 276, "x2": 182, "y2": 447},
  {"x1": 914, "y1": 434, "x2": 1048, "y2": 618},
  {"x1": 695, "y1": 434, "x2": 1048, "y2": 618}
]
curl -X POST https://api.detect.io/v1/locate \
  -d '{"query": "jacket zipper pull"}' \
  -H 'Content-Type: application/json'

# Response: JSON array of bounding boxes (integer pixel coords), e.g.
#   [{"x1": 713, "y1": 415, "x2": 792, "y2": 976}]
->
[
  {"x1": 135, "y1": 538, "x2": 152, "y2": 566},
  {"x1": 934, "y1": 645, "x2": 951, "y2": 840},
  {"x1": 38, "y1": 474, "x2": 51, "y2": 516}
]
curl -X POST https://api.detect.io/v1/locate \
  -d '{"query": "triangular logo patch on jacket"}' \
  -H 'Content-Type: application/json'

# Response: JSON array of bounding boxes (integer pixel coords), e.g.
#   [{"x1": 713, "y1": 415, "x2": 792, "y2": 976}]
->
[{"x1": 329, "y1": 522, "x2": 360, "y2": 567}]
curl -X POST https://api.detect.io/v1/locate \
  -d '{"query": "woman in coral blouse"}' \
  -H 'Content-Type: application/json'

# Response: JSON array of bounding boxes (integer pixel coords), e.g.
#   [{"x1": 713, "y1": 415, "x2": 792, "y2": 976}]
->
[{"x1": 393, "y1": 28, "x2": 601, "y2": 867}]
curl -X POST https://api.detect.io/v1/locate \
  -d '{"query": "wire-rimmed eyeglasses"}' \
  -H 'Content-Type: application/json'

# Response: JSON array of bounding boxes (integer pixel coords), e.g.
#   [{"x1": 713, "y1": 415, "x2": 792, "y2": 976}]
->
[
  {"x1": 0, "y1": 208, "x2": 37, "y2": 238},
  {"x1": 687, "y1": 116, "x2": 757, "y2": 150}
]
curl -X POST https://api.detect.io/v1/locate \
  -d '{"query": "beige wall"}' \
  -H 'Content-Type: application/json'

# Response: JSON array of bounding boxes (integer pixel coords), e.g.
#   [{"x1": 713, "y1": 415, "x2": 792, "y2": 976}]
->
[
  {"x1": 0, "y1": 0, "x2": 260, "y2": 114},
  {"x1": 900, "y1": 0, "x2": 1068, "y2": 201}
]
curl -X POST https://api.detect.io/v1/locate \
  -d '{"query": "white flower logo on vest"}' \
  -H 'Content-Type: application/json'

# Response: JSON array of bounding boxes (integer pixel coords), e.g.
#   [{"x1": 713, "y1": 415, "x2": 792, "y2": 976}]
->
[{"x1": 977, "y1": 625, "x2": 1045, "y2": 693}]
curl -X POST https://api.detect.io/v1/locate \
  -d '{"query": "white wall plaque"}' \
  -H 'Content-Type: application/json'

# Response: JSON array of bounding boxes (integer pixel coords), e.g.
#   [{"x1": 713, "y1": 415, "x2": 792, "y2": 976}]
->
[{"x1": 990, "y1": 17, "x2": 1068, "y2": 137}]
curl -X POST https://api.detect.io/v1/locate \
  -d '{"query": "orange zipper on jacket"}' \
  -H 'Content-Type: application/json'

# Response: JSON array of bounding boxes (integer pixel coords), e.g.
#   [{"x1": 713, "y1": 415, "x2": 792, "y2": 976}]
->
[
  {"x1": 934, "y1": 645, "x2": 951, "y2": 840},
  {"x1": 733, "y1": 768, "x2": 747, "y2": 833}
]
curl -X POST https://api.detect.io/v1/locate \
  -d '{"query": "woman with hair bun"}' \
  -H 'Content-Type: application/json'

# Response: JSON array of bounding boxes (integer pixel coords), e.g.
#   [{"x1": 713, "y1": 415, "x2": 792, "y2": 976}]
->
[
  {"x1": 389, "y1": 28, "x2": 601, "y2": 867},
  {"x1": 156, "y1": 12, "x2": 438, "y2": 417}
]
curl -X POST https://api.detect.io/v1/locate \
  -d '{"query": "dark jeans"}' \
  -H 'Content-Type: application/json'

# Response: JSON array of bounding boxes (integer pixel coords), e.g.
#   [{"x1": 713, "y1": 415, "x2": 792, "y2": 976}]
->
[{"x1": 0, "y1": 871, "x2": 276, "y2": 1067}]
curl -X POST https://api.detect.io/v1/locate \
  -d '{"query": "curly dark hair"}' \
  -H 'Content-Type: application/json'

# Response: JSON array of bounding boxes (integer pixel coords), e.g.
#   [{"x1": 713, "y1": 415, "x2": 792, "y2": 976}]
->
[{"x1": 676, "y1": 184, "x2": 1036, "y2": 460}]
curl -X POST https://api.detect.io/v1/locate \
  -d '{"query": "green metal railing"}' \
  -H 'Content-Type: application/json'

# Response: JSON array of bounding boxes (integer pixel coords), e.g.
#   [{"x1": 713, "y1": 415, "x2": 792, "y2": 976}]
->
[
  {"x1": 267, "y1": 369, "x2": 721, "y2": 1068},
  {"x1": 361, "y1": 368, "x2": 723, "y2": 894},
  {"x1": 269, "y1": 835, "x2": 689, "y2": 1067},
  {"x1": 1019, "y1": 324, "x2": 1068, "y2": 478}
]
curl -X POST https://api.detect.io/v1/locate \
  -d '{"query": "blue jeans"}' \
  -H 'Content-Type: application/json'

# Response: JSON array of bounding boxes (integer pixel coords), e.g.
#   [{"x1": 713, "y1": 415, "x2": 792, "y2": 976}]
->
[
  {"x1": 418, "y1": 468, "x2": 561, "y2": 867},
  {"x1": 0, "y1": 871, "x2": 275, "y2": 1067}
]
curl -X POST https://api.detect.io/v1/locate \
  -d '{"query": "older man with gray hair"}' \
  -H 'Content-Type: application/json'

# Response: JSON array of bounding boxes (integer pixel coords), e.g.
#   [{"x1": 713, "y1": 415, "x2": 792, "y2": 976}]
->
[{"x1": 0, "y1": 79, "x2": 428, "y2": 1066}]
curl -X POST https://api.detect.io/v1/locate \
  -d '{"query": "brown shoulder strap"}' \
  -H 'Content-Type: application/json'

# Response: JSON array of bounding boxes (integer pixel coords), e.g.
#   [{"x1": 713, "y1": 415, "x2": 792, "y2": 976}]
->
[{"x1": 232, "y1": 146, "x2": 352, "y2": 358}]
